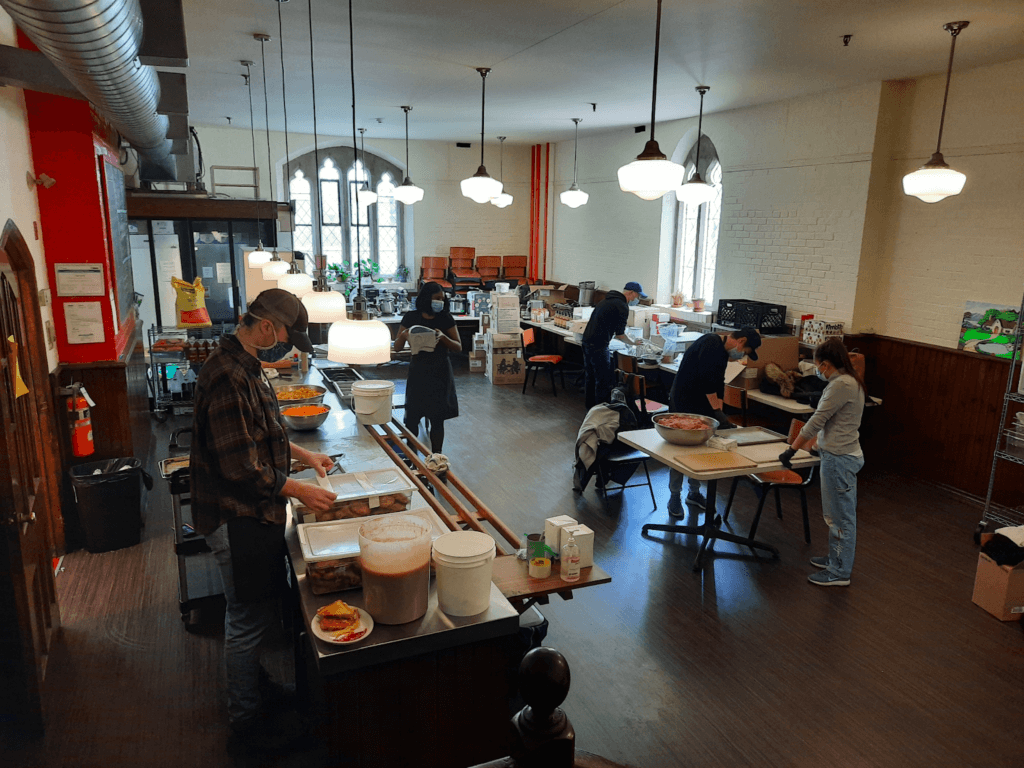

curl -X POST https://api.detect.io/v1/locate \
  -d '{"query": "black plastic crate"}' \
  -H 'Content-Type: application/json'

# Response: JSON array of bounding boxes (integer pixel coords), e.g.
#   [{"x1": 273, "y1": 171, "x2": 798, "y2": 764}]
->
[
  {"x1": 716, "y1": 299, "x2": 759, "y2": 328},
  {"x1": 736, "y1": 301, "x2": 787, "y2": 332}
]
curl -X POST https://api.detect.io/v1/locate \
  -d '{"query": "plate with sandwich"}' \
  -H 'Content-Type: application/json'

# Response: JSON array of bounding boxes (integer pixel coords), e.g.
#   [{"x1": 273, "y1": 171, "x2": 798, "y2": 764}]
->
[{"x1": 311, "y1": 599, "x2": 374, "y2": 645}]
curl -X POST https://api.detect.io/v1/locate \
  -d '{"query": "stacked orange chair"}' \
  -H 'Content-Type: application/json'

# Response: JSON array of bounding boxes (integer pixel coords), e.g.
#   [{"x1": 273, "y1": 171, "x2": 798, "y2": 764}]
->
[
  {"x1": 419, "y1": 256, "x2": 452, "y2": 290},
  {"x1": 448, "y1": 246, "x2": 482, "y2": 294},
  {"x1": 502, "y1": 255, "x2": 529, "y2": 286},
  {"x1": 475, "y1": 255, "x2": 502, "y2": 287}
]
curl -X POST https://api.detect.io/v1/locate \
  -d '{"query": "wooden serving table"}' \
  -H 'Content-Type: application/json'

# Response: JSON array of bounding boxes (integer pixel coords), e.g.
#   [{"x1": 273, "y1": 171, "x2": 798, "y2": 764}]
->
[{"x1": 617, "y1": 428, "x2": 820, "y2": 571}]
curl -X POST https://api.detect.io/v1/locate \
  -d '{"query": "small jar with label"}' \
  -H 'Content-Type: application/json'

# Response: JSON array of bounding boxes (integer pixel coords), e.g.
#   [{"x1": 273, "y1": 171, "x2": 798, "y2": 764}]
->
[{"x1": 560, "y1": 535, "x2": 581, "y2": 583}]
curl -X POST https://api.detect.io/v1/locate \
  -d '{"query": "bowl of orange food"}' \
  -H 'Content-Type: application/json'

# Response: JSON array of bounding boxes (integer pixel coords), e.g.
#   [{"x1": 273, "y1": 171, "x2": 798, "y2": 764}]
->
[
  {"x1": 652, "y1": 412, "x2": 719, "y2": 446},
  {"x1": 275, "y1": 384, "x2": 327, "y2": 407},
  {"x1": 281, "y1": 403, "x2": 331, "y2": 431}
]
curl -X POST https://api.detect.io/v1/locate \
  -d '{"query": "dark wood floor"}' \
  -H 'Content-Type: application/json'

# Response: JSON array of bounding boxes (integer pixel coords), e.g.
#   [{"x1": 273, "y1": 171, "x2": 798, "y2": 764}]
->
[{"x1": 6, "y1": 356, "x2": 1024, "y2": 767}]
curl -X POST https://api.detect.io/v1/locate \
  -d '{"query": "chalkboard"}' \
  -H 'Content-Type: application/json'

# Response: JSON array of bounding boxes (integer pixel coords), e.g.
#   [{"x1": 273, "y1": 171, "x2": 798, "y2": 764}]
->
[{"x1": 103, "y1": 161, "x2": 134, "y2": 325}]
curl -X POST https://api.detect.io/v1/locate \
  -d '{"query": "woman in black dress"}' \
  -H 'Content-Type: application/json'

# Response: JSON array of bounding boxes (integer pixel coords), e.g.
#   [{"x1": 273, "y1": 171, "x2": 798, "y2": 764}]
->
[{"x1": 394, "y1": 282, "x2": 461, "y2": 452}]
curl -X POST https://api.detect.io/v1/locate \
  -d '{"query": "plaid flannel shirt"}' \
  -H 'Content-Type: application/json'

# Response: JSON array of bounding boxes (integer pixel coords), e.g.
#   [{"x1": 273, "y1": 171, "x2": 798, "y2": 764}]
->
[{"x1": 190, "y1": 334, "x2": 289, "y2": 535}]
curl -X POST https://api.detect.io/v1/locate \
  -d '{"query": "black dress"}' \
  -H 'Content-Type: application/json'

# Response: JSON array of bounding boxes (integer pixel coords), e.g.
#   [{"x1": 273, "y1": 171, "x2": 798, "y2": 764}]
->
[{"x1": 400, "y1": 310, "x2": 459, "y2": 423}]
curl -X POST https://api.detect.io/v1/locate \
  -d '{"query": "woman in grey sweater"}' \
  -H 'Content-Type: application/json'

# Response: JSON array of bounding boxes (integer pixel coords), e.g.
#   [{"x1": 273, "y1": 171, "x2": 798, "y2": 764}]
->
[{"x1": 780, "y1": 338, "x2": 866, "y2": 586}]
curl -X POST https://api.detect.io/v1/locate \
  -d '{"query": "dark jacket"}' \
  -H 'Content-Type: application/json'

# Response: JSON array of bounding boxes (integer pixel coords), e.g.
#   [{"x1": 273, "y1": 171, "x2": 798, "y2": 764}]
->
[
  {"x1": 669, "y1": 333, "x2": 728, "y2": 417},
  {"x1": 582, "y1": 291, "x2": 629, "y2": 349}
]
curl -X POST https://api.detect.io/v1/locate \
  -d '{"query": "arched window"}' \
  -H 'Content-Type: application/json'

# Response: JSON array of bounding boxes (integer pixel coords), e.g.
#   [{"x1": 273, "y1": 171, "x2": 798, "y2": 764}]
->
[
  {"x1": 318, "y1": 159, "x2": 344, "y2": 266},
  {"x1": 347, "y1": 160, "x2": 372, "y2": 268},
  {"x1": 289, "y1": 170, "x2": 313, "y2": 257},
  {"x1": 376, "y1": 172, "x2": 398, "y2": 275},
  {"x1": 674, "y1": 135, "x2": 723, "y2": 305}
]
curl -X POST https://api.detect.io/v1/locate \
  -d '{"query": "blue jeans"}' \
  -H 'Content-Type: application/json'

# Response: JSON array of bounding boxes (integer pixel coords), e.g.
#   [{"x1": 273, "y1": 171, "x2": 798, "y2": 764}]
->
[
  {"x1": 207, "y1": 525, "x2": 280, "y2": 725},
  {"x1": 819, "y1": 450, "x2": 864, "y2": 579},
  {"x1": 583, "y1": 344, "x2": 614, "y2": 409},
  {"x1": 669, "y1": 469, "x2": 702, "y2": 498}
]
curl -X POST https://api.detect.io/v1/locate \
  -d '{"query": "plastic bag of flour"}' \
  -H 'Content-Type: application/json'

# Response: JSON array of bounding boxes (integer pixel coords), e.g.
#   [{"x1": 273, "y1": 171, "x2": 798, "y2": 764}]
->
[{"x1": 171, "y1": 276, "x2": 212, "y2": 328}]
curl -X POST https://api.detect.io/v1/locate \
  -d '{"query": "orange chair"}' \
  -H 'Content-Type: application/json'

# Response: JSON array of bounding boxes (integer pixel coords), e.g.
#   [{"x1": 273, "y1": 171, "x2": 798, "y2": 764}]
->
[
  {"x1": 476, "y1": 255, "x2": 502, "y2": 286},
  {"x1": 449, "y1": 246, "x2": 481, "y2": 293},
  {"x1": 419, "y1": 256, "x2": 452, "y2": 290},
  {"x1": 502, "y1": 255, "x2": 529, "y2": 286},
  {"x1": 721, "y1": 419, "x2": 816, "y2": 544},
  {"x1": 521, "y1": 327, "x2": 565, "y2": 396}
]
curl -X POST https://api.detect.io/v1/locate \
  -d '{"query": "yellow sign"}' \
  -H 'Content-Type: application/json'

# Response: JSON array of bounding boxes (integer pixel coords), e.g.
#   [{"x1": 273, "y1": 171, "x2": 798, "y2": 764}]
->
[{"x1": 7, "y1": 336, "x2": 29, "y2": 398}]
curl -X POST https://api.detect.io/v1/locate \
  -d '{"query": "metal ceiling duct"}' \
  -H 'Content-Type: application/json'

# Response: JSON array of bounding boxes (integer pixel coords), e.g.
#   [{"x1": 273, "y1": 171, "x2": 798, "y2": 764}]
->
[{"x1": 0, "y1": 0, "x2": 177, "y2": 179}]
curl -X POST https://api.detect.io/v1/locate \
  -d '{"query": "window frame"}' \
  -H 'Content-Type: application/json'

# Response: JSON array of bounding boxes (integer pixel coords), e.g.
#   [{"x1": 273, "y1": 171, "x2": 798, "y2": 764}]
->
[{"x1": 673, "y1": 134, "x2": 723, "y2": 304}]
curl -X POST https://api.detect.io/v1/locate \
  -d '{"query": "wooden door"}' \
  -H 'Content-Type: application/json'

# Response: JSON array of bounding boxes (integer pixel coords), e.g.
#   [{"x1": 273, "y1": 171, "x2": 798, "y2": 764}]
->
[{"x1": 0, "y1": 220, "x2": 61, "y2": 738}]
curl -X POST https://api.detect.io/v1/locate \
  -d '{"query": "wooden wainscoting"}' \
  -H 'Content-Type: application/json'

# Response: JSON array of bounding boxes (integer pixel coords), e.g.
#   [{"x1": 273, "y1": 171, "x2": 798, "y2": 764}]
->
[{"x1": 849, "y1": 333, "x2": 1023, "y2": 503}]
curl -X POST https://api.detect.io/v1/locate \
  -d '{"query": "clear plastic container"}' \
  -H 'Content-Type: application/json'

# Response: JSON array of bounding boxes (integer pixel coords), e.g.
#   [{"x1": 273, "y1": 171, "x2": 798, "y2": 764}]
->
[
  {"x1": 293, "y1": 468, "x2": 415, "y2": 523},
  {"x1": 359, "y1": 515, "x2": 432, "y2": 624}
]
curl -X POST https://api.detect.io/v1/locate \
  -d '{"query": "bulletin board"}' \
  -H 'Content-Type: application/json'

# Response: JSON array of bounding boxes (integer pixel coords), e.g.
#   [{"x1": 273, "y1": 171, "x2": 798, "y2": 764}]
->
[{"x1": 102, "y1": 160, "x2": 135, "y2": 325}]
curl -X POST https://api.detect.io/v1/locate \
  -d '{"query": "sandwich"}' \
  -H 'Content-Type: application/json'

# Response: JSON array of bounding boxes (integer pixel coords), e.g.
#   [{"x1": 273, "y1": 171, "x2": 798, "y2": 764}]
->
[{"x1": 316, "y1": 599, "x2": 360, "y2": 632}]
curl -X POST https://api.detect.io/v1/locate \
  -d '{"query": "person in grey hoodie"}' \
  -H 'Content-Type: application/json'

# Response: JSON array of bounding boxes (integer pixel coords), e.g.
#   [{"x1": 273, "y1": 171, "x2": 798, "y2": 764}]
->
[{"x1": 780, "y1": 337, "x2": 866, "y2": 587}]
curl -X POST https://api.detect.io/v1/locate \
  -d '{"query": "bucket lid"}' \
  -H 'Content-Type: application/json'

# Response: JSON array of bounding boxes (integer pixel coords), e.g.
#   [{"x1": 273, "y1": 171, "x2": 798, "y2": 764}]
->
[
  {"x1": 352, "y1": 380, "x2": 395, "y2": 397},
  {"x1": 432, "y1": 531, "x2": 495, "y2": 561}
]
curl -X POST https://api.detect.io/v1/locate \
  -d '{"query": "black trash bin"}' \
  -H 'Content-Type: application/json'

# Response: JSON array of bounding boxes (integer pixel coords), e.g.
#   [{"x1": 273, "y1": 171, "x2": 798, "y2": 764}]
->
[{"x1": 70, "y1": 458, "x2": 153, "y2": 553}]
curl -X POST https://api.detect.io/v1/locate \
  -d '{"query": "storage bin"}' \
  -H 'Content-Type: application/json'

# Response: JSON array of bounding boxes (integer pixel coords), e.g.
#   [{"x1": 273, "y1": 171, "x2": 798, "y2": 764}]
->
[
  {"x1": 293, "y1": 468, "x2": 416, "y2": 523},
  {"x1": 432, "y1": 531, "x2": 497, "y2": 616},
  {"x1": 351, "y1": 380, "x2": 394, "y2": 425},
  {"x1": 717, "y1": 299, "x2": 788, "y2": 332}
]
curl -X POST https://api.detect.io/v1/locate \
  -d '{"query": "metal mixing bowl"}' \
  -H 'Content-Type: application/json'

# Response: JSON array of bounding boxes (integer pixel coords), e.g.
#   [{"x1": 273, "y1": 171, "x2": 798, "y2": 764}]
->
[
  {"x1": 652, "y1": 412, "x2": 719, "y2": 446},
  {"x1": 274, "y1": 384, "x2": 327, "y2": 407},
  {"x1": 281, "y1": 403, "x2": 331, "y2": 431}
]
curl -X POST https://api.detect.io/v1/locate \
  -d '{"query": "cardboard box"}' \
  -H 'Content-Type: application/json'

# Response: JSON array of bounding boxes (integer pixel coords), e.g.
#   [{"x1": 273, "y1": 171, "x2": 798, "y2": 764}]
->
[
  {"x1": 972, "y1": 534, "x2": 1024, "y2": 621},
  {"x1": 560, "y1": 523, "x2": 594, "y2": 569},
  {"x1": 544, "y1": 515, "x2": 578, "y2": 550},
  {"x1": 745, "y1": 335, "x2": 800, "y2": 378},
  {"x1": 802, "y1": 319, "x2": 844, "y2": 346},
  {"x1": 468, "y1": 357, "x2": 485, "y2": 373},
  {"x1": 491, "y1": 294, "x2": 521, "y2": 334},
  {"x1": 486, "y1": 331, "x2": 523, "y2": 351},
  {"x1": 467, "y1": 291, "x2": 492, "y2": 318},
  {"x1": 486, "y1": 348, "x2": 525, "y2": 384},
  {"x1": 472, "y1": 333, "x2": 487, "y2": 351},
  {"x1": 529, "y1": 285, "x2": 568, "y2": 307}
]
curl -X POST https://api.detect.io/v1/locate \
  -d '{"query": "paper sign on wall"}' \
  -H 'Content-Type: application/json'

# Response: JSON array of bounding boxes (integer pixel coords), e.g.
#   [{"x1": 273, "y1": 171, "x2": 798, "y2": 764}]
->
[
  {"x1": 216, "y1": 262, "x2": 232, "y2": 284},
  {"x1": 64, "y1": 302, "x2": 105, "y2": 345},
  {"x1": 55, "y1": 264, "x2": 104, "y2": 297},
  {"x1": 202, "y1": 267, "x2": 214, "y2": 279}
]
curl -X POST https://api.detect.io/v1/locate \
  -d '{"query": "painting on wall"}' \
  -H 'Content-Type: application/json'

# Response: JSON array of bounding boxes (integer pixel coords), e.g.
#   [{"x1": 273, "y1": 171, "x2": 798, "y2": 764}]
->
[{"x1": 959, "y1": 301, "x2": 1020, "y2": 360}]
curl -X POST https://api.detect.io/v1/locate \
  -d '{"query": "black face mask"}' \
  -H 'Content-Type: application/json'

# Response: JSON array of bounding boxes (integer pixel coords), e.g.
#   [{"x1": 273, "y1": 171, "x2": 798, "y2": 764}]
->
[{"x1": 257, "y1": 341, "x2": 293, "y2": 363}]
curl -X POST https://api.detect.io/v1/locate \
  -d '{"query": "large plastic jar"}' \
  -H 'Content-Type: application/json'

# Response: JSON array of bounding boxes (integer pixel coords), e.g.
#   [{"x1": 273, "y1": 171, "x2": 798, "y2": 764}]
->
[
  {"x1": 432, "y1": 531, "x2": 496, "y2": 616},
  {"x1": 351, "y1": 380, "x2": 395, "y2": 425},
  {"x1": 358, "y1": 515, "x2": 432, "y2": 624}
]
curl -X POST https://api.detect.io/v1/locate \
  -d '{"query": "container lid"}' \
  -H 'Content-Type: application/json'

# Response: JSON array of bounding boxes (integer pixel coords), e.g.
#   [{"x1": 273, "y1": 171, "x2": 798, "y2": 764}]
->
[
  {"x1": 432, "y1": 531, "x2": 496, "y2": 561},
  {"x1": 352, "y1": 380, "x2": 394, "y2": 396},
  {"x1": 292, "y1": 468, "x2": 415, "y2": 510},
  {"x1": 298, "y1": 507, "x2": 446, "y2": 562}
]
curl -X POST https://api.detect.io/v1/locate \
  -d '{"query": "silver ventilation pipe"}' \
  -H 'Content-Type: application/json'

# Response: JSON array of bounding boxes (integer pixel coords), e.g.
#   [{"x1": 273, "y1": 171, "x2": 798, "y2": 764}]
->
[{"x1": 1, "y1": 0, "x2": 176, "y2": 178}]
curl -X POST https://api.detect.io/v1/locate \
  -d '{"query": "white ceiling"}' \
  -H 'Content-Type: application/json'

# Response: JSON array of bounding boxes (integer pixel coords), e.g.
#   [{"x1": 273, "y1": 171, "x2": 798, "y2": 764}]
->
[{"x1": 178, "y1": 0, "x2": 1024, "y2": 144}]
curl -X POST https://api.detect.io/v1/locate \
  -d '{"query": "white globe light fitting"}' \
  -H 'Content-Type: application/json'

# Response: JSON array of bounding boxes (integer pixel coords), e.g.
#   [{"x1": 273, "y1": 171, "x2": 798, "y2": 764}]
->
[
  {"x1": 461, "y1": 169, "x2": 503, "y2": 204},
  {"x1": 617, "y1": 146, "x2": 685, "y2": 201},
  {"x1": 327, "y1": 319, "x2": 392, "y2": 364},
  {"x1": 262, "y1": 260, "x2": 291, "y2": 280},
  {"x1": 302, "y1": 290, "x2": 348, "y2": 323},
  {"x1": 393, "y1": 178, "x2": 424, "y2": 205},
  {"x1": 902, "y1": 154, "x2": 967, "y2": 203},
  {"x1": 247, "y1": 248, "x2": 272, "y2": 267},
  {"x1": 277, "y1": 272, "x2": 314, "y2": 297},
  {"x1": 560, "y1": 184, "x2": 589, "y2": 209},
  {"x1": 491, "y1": 192, "x2": 514, "y2": 208},
  {"x1": 356, "y1": 183, "x2": 378, "y2": 207},
  {"x1": 675, "y1": 175, "x2": 718, "y2": 206}
]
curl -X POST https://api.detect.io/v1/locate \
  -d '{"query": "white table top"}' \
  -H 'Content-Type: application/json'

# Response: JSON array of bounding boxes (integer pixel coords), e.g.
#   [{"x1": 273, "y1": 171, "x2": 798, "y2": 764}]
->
[
  {"x1": 745, "y1": 389, "x2": 815, "y2": 414},
  {"x1": 617, "y1": 428, "x2": 819, "y2": 481}
]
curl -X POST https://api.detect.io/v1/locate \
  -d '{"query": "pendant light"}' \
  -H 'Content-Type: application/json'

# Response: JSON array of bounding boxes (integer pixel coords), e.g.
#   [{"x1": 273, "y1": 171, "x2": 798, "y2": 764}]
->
[
  {"x1": 490, "y1": 137, "x2": 513, "y2": 208},
  {"x1": 262, "y1": 254, "x2": 291, "y2": 280},
  {"x1": 461, "y1": 68, "x2": 503, "y2": 203},
  {"x1": 356, "y1": 128, "x2": 378, "y2": 207},
  {"x1": 617, "y1": 0, "x2": 684, "y2": 200},
  {"x1": 328, "y1": 0, "x2": 390, "y2": 364},
  {"x1": 301, "y1": 0, "x2": 346, "y2": 324},
  {"x1": 247, "y1": 35, "x2": 276, "y2": 267},
  {"x1": 277, "y1": 262, "x2": 314, "y2": 296},
  {"x1": 241, "y1": 60, "x2": 272, "y2": 266},
  {"x1": 393, "y1": 106, "x2": 424, "y2": 205},
  {"x1": 560, "y1": 118, "x2": 589, "y2": 209},
  {"x1": 675, "y1": 86, "x2": 717, "y2": 206},
  {"x1": 902, "y1": 21, "x2": 970, "y2": 203}
]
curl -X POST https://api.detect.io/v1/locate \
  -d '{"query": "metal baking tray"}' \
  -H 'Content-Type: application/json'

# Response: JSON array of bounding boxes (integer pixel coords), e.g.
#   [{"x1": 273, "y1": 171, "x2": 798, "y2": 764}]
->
[
  {"x1": 158, "y1": 455, "x2": 190, "y2": 478},
  {"x1": 719, "y1": 426, "x2": 788, "y2": 446}
]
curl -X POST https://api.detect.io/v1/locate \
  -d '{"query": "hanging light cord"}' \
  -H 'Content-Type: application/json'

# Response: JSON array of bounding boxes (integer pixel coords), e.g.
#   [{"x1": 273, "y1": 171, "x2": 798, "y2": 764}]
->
[
  {"x1": 259, "y1": 36, "x2": 275, "y2": 255},
  {"x1": 243, "y1": 64, "x2": 262, "y2": 239},
  {"x1": 935, "y1": 24, "x2": 963, "y2": 156},
  {"x1": 572, "y1": 119, "x2": 580, "y2": 185},
  {"x1": 277, "y1": 1, "x2": 295, "y2": 236},
  {"x1": 307, "y1": 0, "x2": 321, "y2": 210},
  {"x1": 499, "y1": 137, "x2": 505, "y2": 181},
  {"x1": 403, "y1": 107, "x2": 411, "y2": 177},
  {"x1": 478, "y1": 68, "x2": 490, "y2": 168},
  {"x1": 348, "y1": 0, "x2": 362, "y2": 296},
  {"x1": 693, "y1": 87, "x2": 706, "y2": 180},
  {"x1": 649, "y1": 0, "x2": 663, "y2": 143}
]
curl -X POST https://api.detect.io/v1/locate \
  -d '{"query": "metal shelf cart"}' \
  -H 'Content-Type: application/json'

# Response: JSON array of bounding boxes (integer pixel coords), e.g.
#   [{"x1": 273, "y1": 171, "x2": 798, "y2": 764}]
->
[{"x1": 147, "y1": 323, "x2": 231, "y2": 422}]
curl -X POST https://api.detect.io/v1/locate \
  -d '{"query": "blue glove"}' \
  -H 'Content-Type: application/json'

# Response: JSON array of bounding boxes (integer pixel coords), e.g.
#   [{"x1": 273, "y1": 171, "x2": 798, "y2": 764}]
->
[{"x1": 779, "y1": 448, "x2": 797, "y2": 469}]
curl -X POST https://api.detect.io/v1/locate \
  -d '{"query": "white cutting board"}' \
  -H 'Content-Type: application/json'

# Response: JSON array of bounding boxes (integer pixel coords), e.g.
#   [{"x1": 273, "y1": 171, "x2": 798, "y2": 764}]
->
[{"x1": 735, "y1": 442, "x2": 812, "y2": 465}]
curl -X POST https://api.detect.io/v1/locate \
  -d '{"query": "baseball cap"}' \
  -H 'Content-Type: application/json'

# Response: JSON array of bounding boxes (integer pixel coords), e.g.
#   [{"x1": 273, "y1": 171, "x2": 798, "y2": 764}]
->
[
  {"x1": 247, "y1": 288, "x2": 314, "y2": 353},
  {"x1": 624, "y1": 281, "x2": 648, "y2": 299},
  {"x1": 738, "y1": 327, "x2": 762, "y2": 360}
]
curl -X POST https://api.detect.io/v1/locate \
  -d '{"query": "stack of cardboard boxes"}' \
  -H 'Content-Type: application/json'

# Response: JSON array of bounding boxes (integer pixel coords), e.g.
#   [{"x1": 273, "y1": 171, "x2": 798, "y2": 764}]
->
[{"x1": 468, "y1": 292, "x2": 525, "y2": 385}]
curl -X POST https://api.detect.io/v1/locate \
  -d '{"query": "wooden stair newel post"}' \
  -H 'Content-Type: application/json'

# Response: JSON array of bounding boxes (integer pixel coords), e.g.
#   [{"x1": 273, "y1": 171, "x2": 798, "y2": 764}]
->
[{"x1": 510, "y1": 647, "x2": 575, "y2": 768}]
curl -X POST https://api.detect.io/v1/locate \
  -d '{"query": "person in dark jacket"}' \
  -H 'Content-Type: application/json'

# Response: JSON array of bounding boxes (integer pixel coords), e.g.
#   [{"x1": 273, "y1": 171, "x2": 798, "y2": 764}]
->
[
  {"x1": 581, "y1": 281, "x2": 645, "y2": 408},
  {"x1": 394, "y1": 282, "x2": 461, "y2": 453},
  {"x1": 666, "y1": 327, "x2": 760, "y2": 516}
]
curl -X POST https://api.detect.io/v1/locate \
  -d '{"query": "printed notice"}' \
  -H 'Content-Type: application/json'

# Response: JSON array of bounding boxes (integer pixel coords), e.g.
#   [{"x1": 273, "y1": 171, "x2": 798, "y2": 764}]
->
[
  {"x1": 202, "y1": 266, "x2": 214, "y2": 279},
  {"x1": 55, "y1": 264, "x2": 105, "y2": 297},
  {"x1": 65, "y1": 302, "x2": 105, "y2": 345},
  {"x1": 216, "y1": 262, "x2": 232, "y2": 283}
]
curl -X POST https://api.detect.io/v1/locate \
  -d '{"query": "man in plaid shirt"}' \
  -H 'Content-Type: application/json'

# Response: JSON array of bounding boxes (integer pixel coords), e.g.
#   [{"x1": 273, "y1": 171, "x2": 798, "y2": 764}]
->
[{"x1": 191, "y1": 289, "x2": 336, "y2": 753}]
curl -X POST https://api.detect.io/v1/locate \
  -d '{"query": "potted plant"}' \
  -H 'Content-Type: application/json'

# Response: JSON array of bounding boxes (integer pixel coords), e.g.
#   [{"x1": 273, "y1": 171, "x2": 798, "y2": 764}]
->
[{"x1": 395, "y1": 264, "x2": 410, "y2": 284}]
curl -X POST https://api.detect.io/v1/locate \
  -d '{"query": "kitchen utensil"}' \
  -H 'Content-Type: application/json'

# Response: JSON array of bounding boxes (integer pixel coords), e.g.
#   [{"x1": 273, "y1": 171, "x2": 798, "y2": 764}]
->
[
  {"x1": 653, "y1": 413, "x2": 719, "y2": 445},
  {"x1": 274, "y1": 384, "x2": 327, "y2": 407},
  {"x1": 280, "y1": 403, "x2": 331, "y2": 431}
]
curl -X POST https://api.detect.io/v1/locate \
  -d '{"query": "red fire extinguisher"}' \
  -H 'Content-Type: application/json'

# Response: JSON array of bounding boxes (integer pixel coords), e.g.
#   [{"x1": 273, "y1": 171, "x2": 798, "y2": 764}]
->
[{"x1": 66, "y1": 385, "x2": 95, "y2": 457}]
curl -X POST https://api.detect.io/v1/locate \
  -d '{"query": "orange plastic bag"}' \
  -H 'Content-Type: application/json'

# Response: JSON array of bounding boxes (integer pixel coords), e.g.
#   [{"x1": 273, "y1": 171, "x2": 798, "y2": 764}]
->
[{"x1": 171, "y1": 276, "x2": 212, "y2": 328}]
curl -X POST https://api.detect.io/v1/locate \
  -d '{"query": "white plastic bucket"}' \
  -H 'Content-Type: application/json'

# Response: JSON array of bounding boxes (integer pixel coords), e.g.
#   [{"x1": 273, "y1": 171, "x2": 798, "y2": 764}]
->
[
  {"x1": 494, "y1": 282, "x2": 510, "y2": 293},
  {"x1": 432, "y1": 531, "x2": 496, "y2": 616},
  {"x1": 351, "y1": 380, "x2": 395, "y2": 425}
]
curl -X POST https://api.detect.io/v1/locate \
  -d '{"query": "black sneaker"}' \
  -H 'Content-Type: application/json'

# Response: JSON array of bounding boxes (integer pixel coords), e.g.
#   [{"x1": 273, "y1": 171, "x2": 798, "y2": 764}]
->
[
  {"x1": 686, "y1": 490, "x2": 706, "y2": 507},
  {"x1": 229, "y1": 709, "x2": 307, "y2": 755},
  {"x1": 809, "y1": 556, "x2": 829, "y2": 570},
  {"x1": 667, "y1": 496, "x2": 684, "y2": 517}
]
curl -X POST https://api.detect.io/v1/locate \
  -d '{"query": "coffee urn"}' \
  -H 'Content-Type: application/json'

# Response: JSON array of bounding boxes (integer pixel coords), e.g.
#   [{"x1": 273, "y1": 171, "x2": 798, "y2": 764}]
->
[{"x1": 578, "y1": 281, "x2": 596, "y2": 306}]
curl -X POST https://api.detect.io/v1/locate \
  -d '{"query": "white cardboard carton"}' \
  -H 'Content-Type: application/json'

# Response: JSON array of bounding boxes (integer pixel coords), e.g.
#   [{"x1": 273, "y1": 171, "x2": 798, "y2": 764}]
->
[{"x1": 544, "y1": 515, "x2": 578, "y2": 550}]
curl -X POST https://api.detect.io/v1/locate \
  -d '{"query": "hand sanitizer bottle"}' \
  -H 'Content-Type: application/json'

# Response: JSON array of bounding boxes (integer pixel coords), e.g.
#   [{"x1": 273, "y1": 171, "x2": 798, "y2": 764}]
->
[{"x1": 561, "y1": 535, "x2": 581, "y2": 583}]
